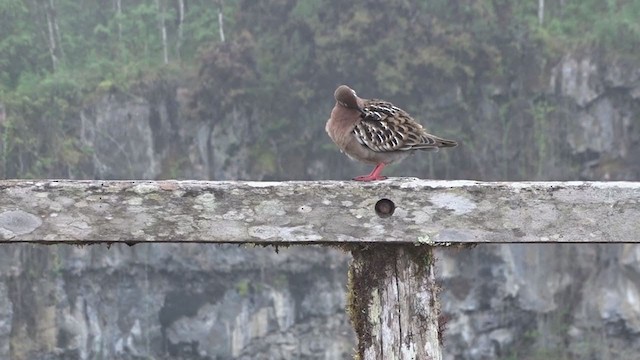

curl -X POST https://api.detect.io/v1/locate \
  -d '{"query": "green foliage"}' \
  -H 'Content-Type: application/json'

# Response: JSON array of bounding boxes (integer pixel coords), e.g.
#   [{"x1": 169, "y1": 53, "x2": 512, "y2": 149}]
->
[
  {"x1": 189, "y1": 30, "x2": 257, "y2": 119},
  {"x1": 527, "y1": 0, "x2": 640, "y2": 54},
  {"x1": 1, "y1": 0, "x2": 236, "y2": 93},
  {"x1": 2, "y1": 0, "x2": 639, "y2": 179},
  {"x1": 0, "y1": 0, "x2": 43, "y2": 89},
  {"x1": 0, "y1": 0, "x2": 239, "y2": 178},
  {"x1": 1, "y1": 68, "x2": 91, "y2": 178}
]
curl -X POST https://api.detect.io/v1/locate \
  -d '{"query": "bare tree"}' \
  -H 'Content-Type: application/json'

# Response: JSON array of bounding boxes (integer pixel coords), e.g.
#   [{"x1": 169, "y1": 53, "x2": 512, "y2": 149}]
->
[
  {"x1": 217, "y1": 0, "x2": 225, "y2": 42},
  {"x1": 114, "y1": 0, "x2": 122, "y2": 42},
  {"x1": 538, "y1": 0, "x2": 544, "y2": 25},
  {"x1": 50, "y1": 0, "x2": 65, "y2": 59},
  {"x1": 155, "y1": 0, "x2": 169, "y2": 64},
  {"x1": 176, "y1": 0, "x2": 185, "y2": 59},
  {"x1": 43, "y1": 0, "x2": 59, "y2": 70}
]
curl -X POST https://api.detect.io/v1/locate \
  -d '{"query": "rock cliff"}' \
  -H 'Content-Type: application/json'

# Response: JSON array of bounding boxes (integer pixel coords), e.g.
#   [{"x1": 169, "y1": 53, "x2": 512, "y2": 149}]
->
[{"x1": 2, "y1": 53, "x2": 639, "y2": 359}]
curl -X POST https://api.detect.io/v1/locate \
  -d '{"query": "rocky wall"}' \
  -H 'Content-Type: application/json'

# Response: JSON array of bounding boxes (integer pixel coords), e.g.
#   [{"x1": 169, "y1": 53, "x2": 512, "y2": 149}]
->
[{"x1": 2, "y1": 52, "x2": 639, "y2": 359}]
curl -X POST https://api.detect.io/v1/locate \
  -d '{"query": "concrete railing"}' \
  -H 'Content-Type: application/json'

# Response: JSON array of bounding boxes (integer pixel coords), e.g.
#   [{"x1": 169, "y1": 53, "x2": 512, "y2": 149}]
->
[{"x1": 2, "y1": 179, "x2": 639, "y2": 359}]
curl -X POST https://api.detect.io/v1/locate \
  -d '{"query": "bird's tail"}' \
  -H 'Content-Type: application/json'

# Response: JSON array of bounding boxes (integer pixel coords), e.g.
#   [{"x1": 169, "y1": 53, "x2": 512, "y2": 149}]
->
[
  {"x1": 434, "y1": 137, "x2": 457, "y2": 148},
  {"x1": 413, "y1": 135, "x2": 458, "y2": 151}
]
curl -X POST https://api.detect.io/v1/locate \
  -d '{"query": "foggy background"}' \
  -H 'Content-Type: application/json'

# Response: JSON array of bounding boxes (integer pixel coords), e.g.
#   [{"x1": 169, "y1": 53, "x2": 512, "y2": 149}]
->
[{"x1": 1, "y1": 0, "x2": 639, "y2": 359}]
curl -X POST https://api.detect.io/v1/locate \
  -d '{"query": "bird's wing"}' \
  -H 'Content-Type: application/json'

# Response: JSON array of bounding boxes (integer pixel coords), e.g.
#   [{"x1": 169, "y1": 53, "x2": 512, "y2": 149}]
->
[{"x1": 352, "y1": 100, "x2": 454, "y2": 152}]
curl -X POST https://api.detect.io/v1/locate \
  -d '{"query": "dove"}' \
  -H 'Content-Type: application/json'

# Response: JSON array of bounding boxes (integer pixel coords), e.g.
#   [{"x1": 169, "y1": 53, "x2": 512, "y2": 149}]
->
[{"x1": 326, "y1": 85, "x2": 457, "y2": 181}]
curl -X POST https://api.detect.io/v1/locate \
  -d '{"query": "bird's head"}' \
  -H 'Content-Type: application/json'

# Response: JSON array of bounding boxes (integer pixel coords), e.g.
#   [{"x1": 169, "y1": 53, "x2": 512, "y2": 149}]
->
[{"x1": 334, "y1": 85, "x2": 363, "y2": 113}]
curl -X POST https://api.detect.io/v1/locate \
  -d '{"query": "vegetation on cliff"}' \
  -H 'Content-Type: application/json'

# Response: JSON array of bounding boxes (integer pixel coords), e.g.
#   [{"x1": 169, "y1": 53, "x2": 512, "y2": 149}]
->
[{"x1": 1, "y1": 0, "x2": 639, "y2": 179}]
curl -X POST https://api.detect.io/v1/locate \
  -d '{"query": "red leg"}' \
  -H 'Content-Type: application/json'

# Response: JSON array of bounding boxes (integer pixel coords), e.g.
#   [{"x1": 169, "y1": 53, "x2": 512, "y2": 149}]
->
[{"x1": 353, "y1": 163, "x2": 387, "y2": 181}]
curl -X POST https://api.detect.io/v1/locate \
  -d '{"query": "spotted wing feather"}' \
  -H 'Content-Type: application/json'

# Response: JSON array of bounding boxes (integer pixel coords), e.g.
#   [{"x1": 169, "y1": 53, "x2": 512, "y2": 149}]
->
[{"x1": 353, "y1": 100, "x2": 455, "y2": 152}]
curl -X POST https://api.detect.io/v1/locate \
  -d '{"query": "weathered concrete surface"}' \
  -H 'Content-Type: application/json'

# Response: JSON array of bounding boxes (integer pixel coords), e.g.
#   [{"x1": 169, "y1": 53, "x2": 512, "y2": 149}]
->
[{"x1": 0, "y1": 179, "x2": 639, "y2": 243}]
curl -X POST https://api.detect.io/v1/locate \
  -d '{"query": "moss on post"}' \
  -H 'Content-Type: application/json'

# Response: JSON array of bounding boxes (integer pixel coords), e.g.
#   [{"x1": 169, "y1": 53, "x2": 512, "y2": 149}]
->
[{"x1": 346, "y1": 244, "x2": 442, "y2": 360}]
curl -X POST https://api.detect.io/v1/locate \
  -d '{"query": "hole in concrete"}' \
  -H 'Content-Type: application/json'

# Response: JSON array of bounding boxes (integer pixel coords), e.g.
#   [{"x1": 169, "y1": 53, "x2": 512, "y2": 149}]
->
[{"x1": 374, "y1": 199, "x2": 395, "y2": 218}]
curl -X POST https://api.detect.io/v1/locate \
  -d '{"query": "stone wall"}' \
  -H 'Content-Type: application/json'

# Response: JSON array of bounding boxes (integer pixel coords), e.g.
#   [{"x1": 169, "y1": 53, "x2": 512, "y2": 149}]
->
[{"x1": 1, "y1": 53, "x2": 639, "y2": 359}]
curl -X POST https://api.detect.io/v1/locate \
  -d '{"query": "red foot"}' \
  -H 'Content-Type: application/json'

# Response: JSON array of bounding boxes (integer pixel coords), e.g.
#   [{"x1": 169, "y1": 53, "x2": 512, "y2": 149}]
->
[{"x1": 353, "y1": 163, "x2": 387, "y2": 182}]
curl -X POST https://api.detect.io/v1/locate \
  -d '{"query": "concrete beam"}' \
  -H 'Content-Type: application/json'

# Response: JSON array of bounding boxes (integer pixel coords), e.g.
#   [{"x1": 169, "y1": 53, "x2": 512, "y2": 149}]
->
[{"x1": 0, "y1": 179, "x2": 639, "y2": 243}]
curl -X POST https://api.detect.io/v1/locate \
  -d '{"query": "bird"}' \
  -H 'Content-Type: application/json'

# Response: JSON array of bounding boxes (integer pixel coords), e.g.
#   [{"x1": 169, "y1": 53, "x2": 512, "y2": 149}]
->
[{"x1": 326, "y1": 85, "x2": 457, "y2": 181}]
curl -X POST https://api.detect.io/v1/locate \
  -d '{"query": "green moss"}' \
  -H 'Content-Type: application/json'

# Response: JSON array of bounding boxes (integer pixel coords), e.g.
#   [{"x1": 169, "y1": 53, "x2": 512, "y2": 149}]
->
[{"x1": 235, "y1": 279, "x2": 250, "y2": 297}]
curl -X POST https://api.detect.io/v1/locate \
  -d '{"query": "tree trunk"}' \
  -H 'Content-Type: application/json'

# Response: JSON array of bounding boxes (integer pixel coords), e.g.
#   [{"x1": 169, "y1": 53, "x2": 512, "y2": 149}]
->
[
  {"x1": 176, "y1": 0, "x2": 185, "y2": 60},
  {"x1": 217, "y1": 0, "x2": 225, "y2": 42},
  {"x1": 114, "y1": 0, "x2": 122, "y2": 42},
  {"x1": 155, "y1": 0, "x2": 169, "y2": 64},
  {"x1": 43, "y1": 0, "x2": 58, "y2": 71},
  {"x1": 538, "y1": 0, "x2": 544, "y2": 25},
  {"x1": 348, "y1": 245, "x2": 442, "y2": 360},
  {"x1": 50, "y1": 0, "x2": 65, "y2": 60}
]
